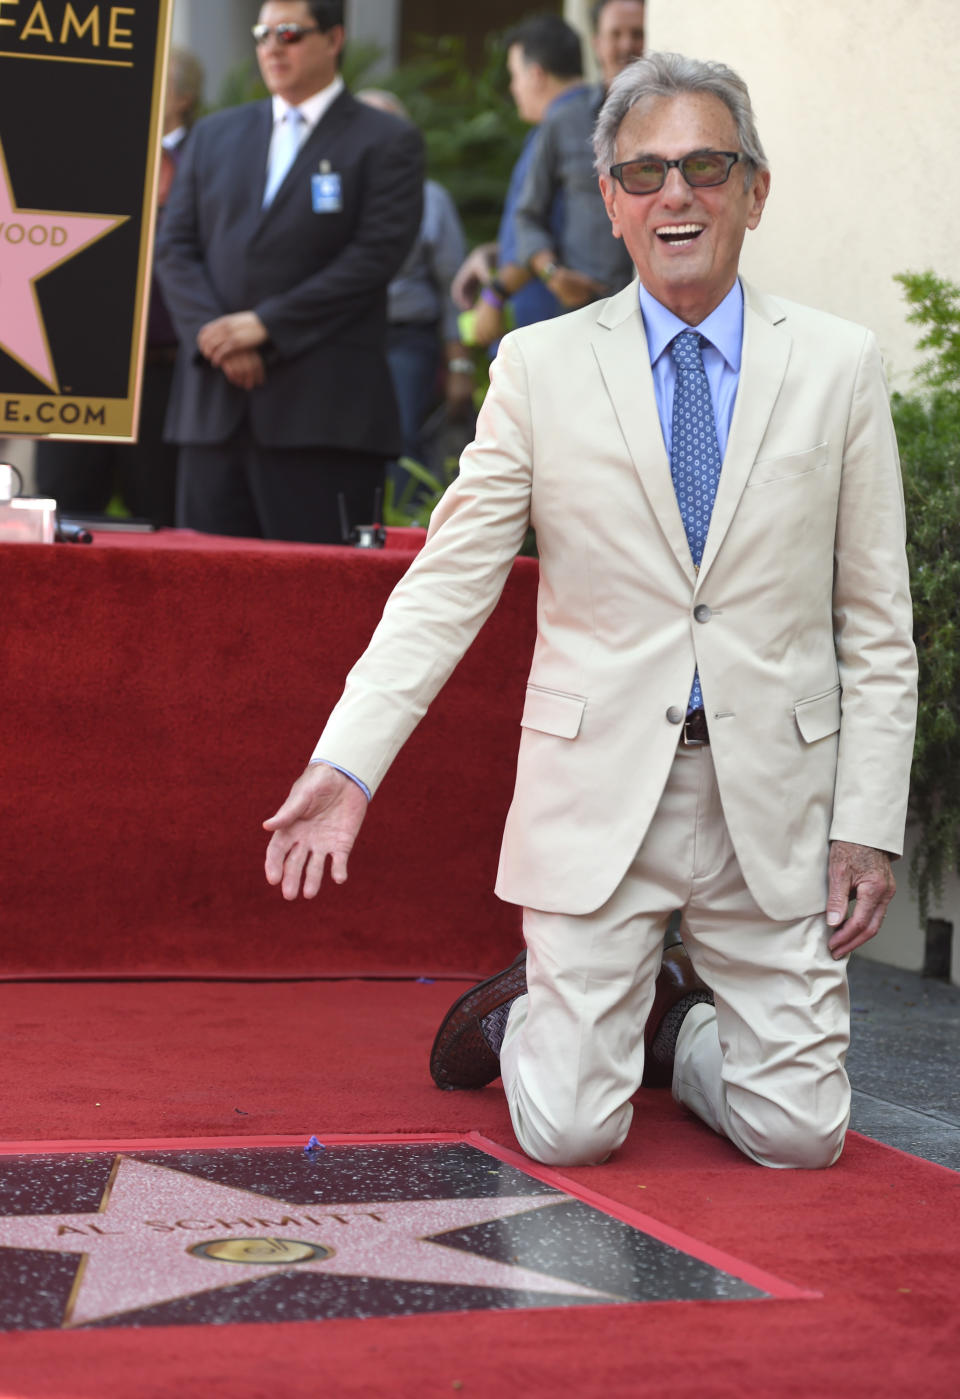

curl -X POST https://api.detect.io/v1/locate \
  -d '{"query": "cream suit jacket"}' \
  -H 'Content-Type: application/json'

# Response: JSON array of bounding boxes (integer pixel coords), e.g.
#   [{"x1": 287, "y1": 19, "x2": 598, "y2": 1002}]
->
[{"x1": 314, "y1": 279, "x2": 918, "y2": 922}]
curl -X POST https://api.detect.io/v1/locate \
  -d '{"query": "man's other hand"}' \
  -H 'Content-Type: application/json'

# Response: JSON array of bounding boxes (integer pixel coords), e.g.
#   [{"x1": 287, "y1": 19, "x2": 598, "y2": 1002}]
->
[
  {"x1": 548, "y1": 266, "x2": 608, "y2": 308},
  {"x1": 470, "y1": 296, "x2": 505, "y2": 348},
  {"x1": 263, "y1": 764, "x2": 368, "y2": 901},
  {"x1": 452, "y1": 244, "x2": 497, "y2": 310},
  {"x1": 220, "y1": 349, "x2": 266, "y2": 390},
  {"x1": 198, "y1": 312, "x2": 269, "y2": 366},
  {"x1": 825, "y1": 841, "x2": 896, "y2": 958}
]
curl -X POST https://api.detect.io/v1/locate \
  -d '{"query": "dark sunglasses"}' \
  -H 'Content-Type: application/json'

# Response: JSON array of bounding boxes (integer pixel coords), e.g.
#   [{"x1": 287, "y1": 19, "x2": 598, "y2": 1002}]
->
[
  {"x1": 609, "y1": 150, "x2": 744, "y2": 195},
  {"x1": 252, "y1": 22, "x2": 320, "y2": 45}
]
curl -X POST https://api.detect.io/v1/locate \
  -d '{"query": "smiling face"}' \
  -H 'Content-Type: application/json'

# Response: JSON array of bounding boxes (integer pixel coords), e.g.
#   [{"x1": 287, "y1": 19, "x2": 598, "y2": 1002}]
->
[
  {"x1": 256, "y1": 1, "x2": 342, "y2": 105},
  {"x1": 593, "y1": 1, "x2": 645, "y2": 88},
  {"x1": 599, "y1": 91, "x2": 770, "y2": 324}
]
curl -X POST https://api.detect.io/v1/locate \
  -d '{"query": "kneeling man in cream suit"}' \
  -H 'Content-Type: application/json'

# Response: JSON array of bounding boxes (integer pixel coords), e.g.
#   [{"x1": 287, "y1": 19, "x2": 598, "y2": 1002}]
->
[{"x1": 264, "y1": 53, "x2": 917, "y2": 1171}]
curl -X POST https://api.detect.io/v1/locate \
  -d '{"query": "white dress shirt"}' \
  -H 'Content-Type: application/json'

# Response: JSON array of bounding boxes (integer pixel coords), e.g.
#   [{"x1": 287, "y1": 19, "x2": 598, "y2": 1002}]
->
[{"x1": 266, "y1": 75, "x2": 345, "y2": 176}]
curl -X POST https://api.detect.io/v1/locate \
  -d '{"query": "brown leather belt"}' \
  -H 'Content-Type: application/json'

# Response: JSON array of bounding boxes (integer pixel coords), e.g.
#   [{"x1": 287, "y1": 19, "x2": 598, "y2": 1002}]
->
[{"x1": 682, "y1": 708, "x2": 710, "y2": 746}]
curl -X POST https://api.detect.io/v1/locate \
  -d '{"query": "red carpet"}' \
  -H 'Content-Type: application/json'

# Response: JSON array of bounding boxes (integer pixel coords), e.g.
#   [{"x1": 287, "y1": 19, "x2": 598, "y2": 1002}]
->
[
  {"x1": 0, "y1": 979, "x2": 957, "y2": 1398},
  {"x1": 2, "y1": 535, "x2": 957, "y2": 1396}
]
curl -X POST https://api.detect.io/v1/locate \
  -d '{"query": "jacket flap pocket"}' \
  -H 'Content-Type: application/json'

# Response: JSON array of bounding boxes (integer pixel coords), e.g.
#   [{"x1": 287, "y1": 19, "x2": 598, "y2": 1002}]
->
[
  {"x1": 520, "y1": 686, "x2": 586, "y2": 739},
  {"x1": 794, "y1": 686, "x2": 841, "y2": 743}
]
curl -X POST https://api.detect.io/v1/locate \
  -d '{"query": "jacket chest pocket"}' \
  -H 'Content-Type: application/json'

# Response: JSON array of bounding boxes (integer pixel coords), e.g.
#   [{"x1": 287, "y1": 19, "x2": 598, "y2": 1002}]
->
[{"x1": 747, "y1": 442, "x2": 828, "y2": 488}]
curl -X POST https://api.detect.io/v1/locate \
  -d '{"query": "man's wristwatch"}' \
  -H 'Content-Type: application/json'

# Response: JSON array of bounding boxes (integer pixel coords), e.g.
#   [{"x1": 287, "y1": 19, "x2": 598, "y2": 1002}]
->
[{"x1": 538, "y1": 260, "x2": 559, "y2": 284}]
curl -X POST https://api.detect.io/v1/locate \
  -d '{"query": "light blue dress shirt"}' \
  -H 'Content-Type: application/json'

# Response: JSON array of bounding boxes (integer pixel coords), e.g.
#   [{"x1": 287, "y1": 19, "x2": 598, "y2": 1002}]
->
[{"x1": 638, "y1": 278, "x2": 745, "y2": 458}]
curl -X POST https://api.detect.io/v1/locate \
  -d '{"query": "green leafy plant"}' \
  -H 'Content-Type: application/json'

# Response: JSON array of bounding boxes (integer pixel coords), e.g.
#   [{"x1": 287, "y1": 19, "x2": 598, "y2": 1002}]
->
[
  {"x1": 372, "y1": 34, "x2": 526, "y2": 246},
  {"x1": 384, "y1": 454, "x2": 537, "y2": 559},
  {"x1": 895, "y1": 270, "x2": 960, "y2": 389},
  {"x1": 383, "y1": 456, "x2": 460, "y2": 528},
  {"x1": 892, "y1": 271, "x2": 960, "y2": 921}
]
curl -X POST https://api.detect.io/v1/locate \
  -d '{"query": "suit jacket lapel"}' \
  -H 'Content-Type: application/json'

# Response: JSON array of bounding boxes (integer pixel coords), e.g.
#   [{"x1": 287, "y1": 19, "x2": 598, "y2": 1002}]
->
[
  {"x1": 249, "y1": 101, "x2": 275, "y2": 218},
  {"x1": 592, "y1": 284, "x2": 697, "y2": 584},
  {"x1": 697, "y1": 281, "x2": 790, "y2": 583}
]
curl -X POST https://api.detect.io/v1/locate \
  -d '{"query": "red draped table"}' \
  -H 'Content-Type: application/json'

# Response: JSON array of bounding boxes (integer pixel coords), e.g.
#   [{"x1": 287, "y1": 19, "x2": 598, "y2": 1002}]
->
[{"x1": 0, "y1": 528, "x2": 537, "y2": 979}]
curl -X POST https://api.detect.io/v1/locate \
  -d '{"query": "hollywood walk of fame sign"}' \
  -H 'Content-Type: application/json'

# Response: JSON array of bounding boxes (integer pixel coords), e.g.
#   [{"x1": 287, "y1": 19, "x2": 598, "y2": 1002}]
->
[
  {"x1": 0, "y1": 1139, "x2": 803, "y2": 1332},
  {"x1": 0, "y1": 0, "x2": 173, "y2": 440}
]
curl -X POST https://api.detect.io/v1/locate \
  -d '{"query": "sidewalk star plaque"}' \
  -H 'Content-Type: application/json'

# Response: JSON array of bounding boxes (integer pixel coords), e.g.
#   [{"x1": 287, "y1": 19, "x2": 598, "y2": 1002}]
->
[
  {"x1": 0, "y1": 0, "x2": 173, "y2": 440},
  {"x1": 0, "y1": 1141, "x2": 776, "y2": 1330}
]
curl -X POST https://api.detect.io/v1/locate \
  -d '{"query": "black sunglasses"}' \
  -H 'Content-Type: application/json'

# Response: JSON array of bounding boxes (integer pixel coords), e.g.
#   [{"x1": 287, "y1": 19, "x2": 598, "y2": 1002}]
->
[
  {"x1": 609, "y1": 150, "x2": 744, "y2": 195},
  {"x1": 252, "y1": 22, "x2": 321, "y2": 45}
]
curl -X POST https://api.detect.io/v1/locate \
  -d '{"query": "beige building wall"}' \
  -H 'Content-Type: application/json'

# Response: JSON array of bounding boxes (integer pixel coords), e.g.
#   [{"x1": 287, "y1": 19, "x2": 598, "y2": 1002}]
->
[
  {"x1": 565, "y1": 0, "x2": 599, "y2": 78},
  {"x1": 638, "y1": 0, "x2": 960, "y2": 388}
]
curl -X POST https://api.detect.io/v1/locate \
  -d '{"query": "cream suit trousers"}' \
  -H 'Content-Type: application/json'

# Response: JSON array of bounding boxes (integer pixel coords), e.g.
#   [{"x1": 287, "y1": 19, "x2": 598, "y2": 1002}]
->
[{"x1": 498, "y1": 742, "x2": 852, "y2": 1169}]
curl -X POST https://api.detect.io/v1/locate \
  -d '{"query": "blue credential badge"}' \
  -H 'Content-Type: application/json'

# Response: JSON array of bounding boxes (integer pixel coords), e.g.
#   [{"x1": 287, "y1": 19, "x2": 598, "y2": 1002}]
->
[{"x1": 312, "y1": 167, "x2": 342, "y2": 213}]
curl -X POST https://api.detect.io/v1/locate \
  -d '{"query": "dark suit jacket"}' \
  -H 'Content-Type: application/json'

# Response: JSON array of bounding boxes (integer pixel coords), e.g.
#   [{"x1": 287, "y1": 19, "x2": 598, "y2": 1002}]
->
[
  {"x1": 155, "y1": 90, "x2": 424, "y2": 452},
  {"x1": 147, "y1": 130, "x2": 188, "y2": 350}
]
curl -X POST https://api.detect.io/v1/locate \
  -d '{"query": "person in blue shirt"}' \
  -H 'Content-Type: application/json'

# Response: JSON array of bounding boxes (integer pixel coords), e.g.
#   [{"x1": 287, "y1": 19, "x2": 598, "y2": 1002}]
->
[
  {"x1": 517, "y1": 0, "x2": 645, "y2": 308},
  {"x1": 452, "y1": 15, "x2": 587, "y2": 346}
]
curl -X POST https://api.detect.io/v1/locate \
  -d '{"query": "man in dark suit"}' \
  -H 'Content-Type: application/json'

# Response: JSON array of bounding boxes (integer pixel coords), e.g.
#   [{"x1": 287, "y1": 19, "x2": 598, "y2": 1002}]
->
[
  {"x1": 156, "y1": 1, "x2": 424, "y2": 543},
  {"x1": 33, "y1": 46, "x2": 204, "y2": 527}
]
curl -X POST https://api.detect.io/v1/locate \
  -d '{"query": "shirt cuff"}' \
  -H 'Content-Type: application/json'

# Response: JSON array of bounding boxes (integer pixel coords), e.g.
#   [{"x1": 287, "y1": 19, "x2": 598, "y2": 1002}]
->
[{"x1": 309, "y1": 758, "x2": 371, "y2": 801}]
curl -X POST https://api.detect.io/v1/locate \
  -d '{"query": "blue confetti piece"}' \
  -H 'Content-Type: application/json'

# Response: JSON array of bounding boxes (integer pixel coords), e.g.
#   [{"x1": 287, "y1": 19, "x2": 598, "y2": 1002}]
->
[
  {"x1": 416, "y1": 977, "x2": 435, "y2": 984},
  {"x1": 304, "y1": 1135, "x2": 325, "y2": 1154}
]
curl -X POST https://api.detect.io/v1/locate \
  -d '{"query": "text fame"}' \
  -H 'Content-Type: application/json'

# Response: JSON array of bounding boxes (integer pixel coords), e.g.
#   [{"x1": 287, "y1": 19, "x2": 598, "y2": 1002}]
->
[{"x1": 0, "y1": 1, "x2": 135, "y2": 50}]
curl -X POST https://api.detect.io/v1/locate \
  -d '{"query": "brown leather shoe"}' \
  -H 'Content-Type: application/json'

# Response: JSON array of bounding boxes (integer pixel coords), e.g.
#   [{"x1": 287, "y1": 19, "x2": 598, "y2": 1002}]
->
[
  {"x1": 430, "y1": 951, "x2": 527, "y2": 1090},
  {"x1": 642, "y1": 943, "x2": 713, "y2": 1088}
]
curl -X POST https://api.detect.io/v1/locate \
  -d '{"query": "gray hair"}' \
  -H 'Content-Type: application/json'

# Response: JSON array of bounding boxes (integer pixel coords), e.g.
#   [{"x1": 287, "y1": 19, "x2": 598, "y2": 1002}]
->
[
  {"x1": 168, "y1": 46, "x2": 205, "y2": 127},
  {"x1": 593, "y1": 52, "x2": 768, "y2": 185}
]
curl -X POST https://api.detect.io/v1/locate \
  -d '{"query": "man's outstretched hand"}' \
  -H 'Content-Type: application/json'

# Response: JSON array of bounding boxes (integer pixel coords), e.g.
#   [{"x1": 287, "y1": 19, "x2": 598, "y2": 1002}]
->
[
  {"x1": 264, "y1": 764, "x2": 368, "y2": 900},
  {"x1": 825, "y1": 840, "x2": 896, "y2": 958}
]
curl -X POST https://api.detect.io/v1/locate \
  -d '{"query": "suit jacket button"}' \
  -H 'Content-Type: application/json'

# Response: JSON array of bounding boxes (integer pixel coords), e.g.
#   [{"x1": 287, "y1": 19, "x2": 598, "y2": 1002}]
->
[
  {"x1": 666, "y1": 706, "x2": 684, "y2": 725},
  {"x1": 694, "y1": 604, "x2": 712, "y2": 622}
]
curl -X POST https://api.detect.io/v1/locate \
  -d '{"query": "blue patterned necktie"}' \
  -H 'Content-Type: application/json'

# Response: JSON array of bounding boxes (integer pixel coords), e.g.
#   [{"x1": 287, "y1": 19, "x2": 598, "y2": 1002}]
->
[
  {"x1": 262, "y1": 107, "x2": 304, "y2": 209},
  {"x1": 670, "y1": 330, "x2": 723, "y2": 713}
]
